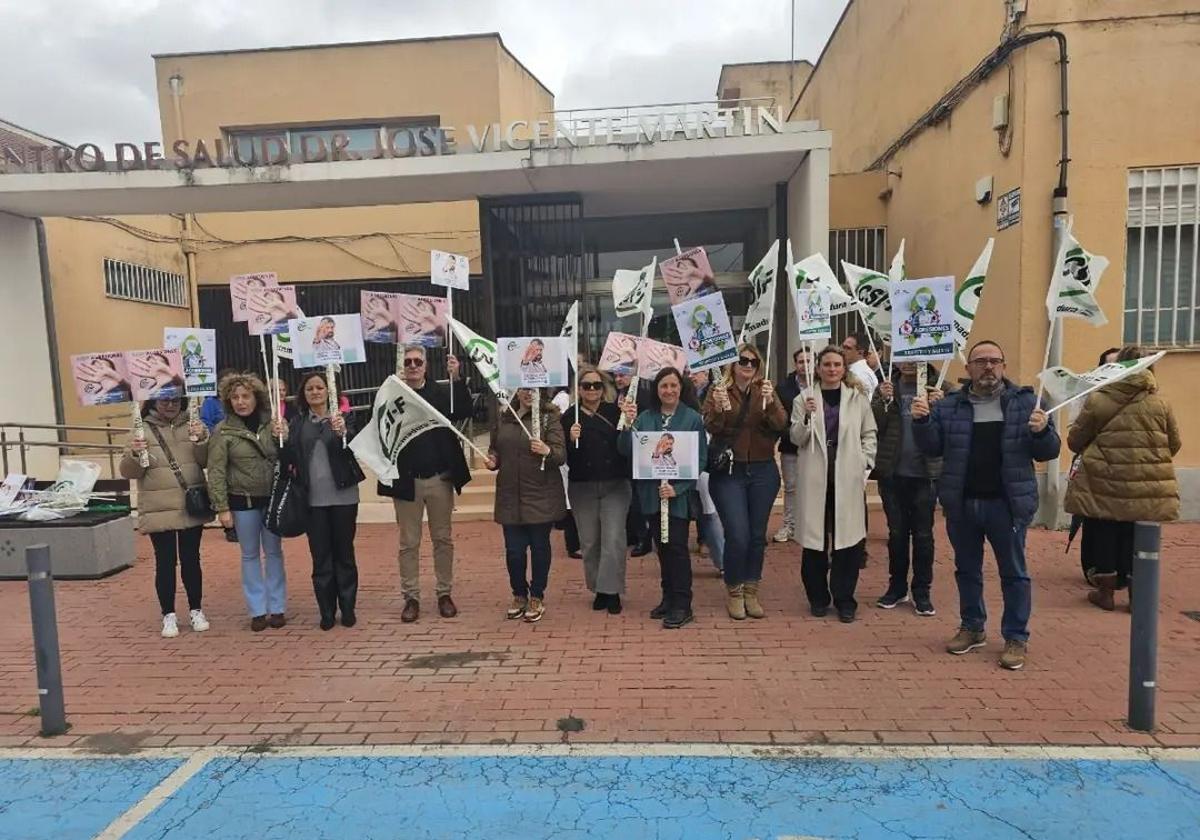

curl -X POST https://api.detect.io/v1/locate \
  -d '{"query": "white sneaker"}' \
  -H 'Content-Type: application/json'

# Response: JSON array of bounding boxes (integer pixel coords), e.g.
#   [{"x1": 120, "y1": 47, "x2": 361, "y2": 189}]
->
[
  {"x1": 189, "y1": 609, "x2": 210, "y2": 632},
  {"x1": 161, "y1": 613, "x2": 179, "y2": 638},
  {"x1": 773, "y1": 525, "x2": 793, "y2": 543}
]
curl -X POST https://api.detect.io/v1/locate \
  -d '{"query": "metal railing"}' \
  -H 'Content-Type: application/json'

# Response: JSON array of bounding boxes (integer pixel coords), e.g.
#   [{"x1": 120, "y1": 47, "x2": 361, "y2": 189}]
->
[{"x1": 1, "y1": 422, "x2": 126, "y2": 477}]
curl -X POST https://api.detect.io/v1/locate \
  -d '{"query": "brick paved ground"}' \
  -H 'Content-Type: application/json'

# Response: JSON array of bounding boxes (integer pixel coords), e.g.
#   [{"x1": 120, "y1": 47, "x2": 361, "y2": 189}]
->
[{"x1": 1, "y1": 514, "x2": 1198, "y2": 750}]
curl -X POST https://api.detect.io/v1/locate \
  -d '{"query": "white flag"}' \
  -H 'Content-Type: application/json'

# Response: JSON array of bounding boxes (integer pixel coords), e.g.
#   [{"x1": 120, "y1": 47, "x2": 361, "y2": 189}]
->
[
  {"x1": 738, "y1": 240, "x2": 780, "y2": 343},
  {"x1": 842, "y1": 261, "x2": 892, "y2": 334},
  {"x1": 953, "y1": 239, "x2": 994, "y2": 361},
  {"x1": 613, "y1": 258, "x2": 656, "y2": 324},
  {"x1": 1038, "y1": 351, "x2": 1165, "y2": 409},
  {"x1": 350, "y1": 375, "x2": 453, "y2": 482},
  {"x1": 448, "y1": 317, "x2": 505, "y2": 399},
  {"x1": 560, "y1": 301, "x2": 580, "y2": 371},
  {"x1": 888, "y1": 238, "x2": 906, "y2": 284},
  {"x1": 1047, "y1": 218, "x2": 1108, "y2": 326},
  {"x1": 271, "y1": 305, "x2": 306, "y2": 360},
  {"x1": 790, "y1": 245, "x2": 856, "y2": 315}
]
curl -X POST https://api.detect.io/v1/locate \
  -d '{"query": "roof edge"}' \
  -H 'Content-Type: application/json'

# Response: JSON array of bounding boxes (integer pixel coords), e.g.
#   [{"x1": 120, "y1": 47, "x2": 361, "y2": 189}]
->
[{"x1": 788, "y1": 0, "x2": 855, "y2": 119}]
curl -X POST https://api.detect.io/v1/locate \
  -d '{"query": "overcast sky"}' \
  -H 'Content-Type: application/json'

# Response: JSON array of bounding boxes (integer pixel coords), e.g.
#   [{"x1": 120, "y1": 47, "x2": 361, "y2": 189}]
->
[{"x1": 0, "y1": 0, "x2": 843, "y2": 145}]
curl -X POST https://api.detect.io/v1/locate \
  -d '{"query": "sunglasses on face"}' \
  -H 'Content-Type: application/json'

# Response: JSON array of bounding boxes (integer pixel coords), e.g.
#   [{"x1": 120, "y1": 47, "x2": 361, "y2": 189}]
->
[
  {"x1": 579, "y1": 381, "x2": 604, "y2": 391},
  {"x1": 402, "y1": 358, "x2": 425, "y2": 368},
  {"x1": 736, "y1": 357, "x2": 760, "y2": 368}
]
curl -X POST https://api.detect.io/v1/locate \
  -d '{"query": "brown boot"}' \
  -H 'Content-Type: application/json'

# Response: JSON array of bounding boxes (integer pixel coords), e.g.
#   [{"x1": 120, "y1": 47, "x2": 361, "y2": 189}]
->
[
  {"x1": 725, "y1": 584, "x2": 746, "y2": 620},
  {"x1": 1087, "y1": 573, "x2": 1117, "y2": 611},
  {"x1": 742, "y1": 581, "x2": 765, "y2": 619}
]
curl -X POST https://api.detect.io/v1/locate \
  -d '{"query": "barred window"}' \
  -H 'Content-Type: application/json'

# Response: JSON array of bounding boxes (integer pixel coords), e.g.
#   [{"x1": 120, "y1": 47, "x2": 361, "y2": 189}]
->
[
  {"x1": 1126, "y1": 166, "x2": 1199, "y2": 346},
  {"x1": 103, "y1": 259, "x2": 189, "y2": 308},
  {"x1": 829, "y1": 227, "x2": 887, "y2": 344}
]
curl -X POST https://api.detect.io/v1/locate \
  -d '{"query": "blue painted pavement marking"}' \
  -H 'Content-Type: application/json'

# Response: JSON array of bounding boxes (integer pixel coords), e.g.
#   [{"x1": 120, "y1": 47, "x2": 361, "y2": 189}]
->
[
  {"x1": 0, "y1": 757, "x2": 182, "y2": 840},
  {"x1": 117, "y1": 754, "x2": 1200, "y2": 840}
]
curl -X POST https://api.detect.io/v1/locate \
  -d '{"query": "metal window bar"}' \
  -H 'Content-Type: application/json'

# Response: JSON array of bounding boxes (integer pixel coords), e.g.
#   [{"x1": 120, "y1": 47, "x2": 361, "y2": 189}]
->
[{"x1": 1127, "y1": 166, "x2": 1200, "y2": 346}]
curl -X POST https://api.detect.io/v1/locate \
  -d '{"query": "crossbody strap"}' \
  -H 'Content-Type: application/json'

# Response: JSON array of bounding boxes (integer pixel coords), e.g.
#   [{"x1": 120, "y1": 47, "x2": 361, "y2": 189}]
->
[{"x1": 148, "y1": 423, "x2": 189, "y2": 493}]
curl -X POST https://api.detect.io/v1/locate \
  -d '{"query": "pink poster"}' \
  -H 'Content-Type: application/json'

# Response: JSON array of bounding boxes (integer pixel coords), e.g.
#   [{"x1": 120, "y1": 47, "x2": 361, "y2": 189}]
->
[
  {"x1": 597, "y1": 332, "x2": 639, "y2": 375},
  {"x1": 230, "y1": 272, "x2": 278, "y2": 323},
  {"x1": 660, "y1": 247, "x2": 718, "y2": 306},
  {"x1": 395, "y1": 293, "x2": 448, "y2": 348},
  {"x1": 361, "y1": 290, "x2": 401, "y2": 344},
  {"x1": 71, "y1": 352, "x2": 133, "y2": 406},
  {"x1": 126, "y1": 349, "x2": 186, "y2": 401},
  {"x1": 636, "y1": 337, "x2": 688, "y2": 378},
  {"x1": 247, "y1": 285, "x2": 300, "y2": 336}
]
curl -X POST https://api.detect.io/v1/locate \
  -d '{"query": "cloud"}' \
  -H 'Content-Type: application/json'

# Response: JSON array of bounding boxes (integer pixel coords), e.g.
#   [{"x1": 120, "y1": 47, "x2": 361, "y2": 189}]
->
[{"x1": 0, "y1": 0, "x2": 844, "y2": 146}]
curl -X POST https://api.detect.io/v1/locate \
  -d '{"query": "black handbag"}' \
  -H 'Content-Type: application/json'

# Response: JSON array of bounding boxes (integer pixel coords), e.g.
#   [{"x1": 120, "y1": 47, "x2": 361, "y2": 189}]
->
[
  {"x1": 705, "y1": 388, "x2": 753, "y2": 474},
  {"x1": 265, "y1": 449, "x2": 309, "y2": 538},
  {"x1": 149, "y1": 424, "x2": 214, "y2": 519}
]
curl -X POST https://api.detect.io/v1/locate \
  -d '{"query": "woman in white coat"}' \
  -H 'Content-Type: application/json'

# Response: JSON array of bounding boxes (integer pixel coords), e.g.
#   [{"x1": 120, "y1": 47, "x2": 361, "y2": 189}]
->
[{"x1": 790, "y1": 345, "x2": 878, "y2": 623}]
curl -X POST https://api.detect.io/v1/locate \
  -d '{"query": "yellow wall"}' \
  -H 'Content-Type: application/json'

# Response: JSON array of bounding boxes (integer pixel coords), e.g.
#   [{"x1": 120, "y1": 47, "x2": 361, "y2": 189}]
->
[
  {"x1": 798, "y1": 0, "x2": 1200, "y2": 466},
  {"x1": 829, "y1": 171, "x2": 888, "y2": 229},
  {"x1": 718, "y1": 61, "x2": 812, "y2": 109}
]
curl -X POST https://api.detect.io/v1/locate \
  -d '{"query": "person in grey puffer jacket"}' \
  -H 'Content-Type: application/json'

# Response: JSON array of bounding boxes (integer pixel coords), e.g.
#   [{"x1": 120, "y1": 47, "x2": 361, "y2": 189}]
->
[{"x1": 912, "y1": 340, "x2": 1059, "y2": 672}]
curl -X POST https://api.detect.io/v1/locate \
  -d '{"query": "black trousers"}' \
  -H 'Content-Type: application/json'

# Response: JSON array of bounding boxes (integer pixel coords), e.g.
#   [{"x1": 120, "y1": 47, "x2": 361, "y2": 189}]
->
[
  {"x1": 878, "y1": 476, "x2": 936, "y2": 597},
  {"x1": 558, "y1": 512, "x2": 581, "y2": 554},
  {"x1": 802, "y1": 542, "x2": 865, "y2": 612},
  {"x1": 1080, "y1": 517, "x2": 1134, "y2": 588},
  {"x1": 649, "y1": 515, "x2": 692, "y2": 612},
  {"x1": 306, "y1": 504, "x2": 359, "y2": 620},
  {"x1": 626, "y1": 485, "x2": 649, "y2": 546},
  {"x1": 149, "y1": 526, "x2": 204, "y2": 616}
]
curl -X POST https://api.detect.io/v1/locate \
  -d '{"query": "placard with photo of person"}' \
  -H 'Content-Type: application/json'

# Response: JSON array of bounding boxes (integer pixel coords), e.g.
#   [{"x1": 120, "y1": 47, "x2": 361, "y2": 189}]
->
[
  {"x1": 497, "y1": 336, "x2": 570, "y2": 390},
  {"x1": 632, "y1": 430, "x2": 700, "y2": 480}
]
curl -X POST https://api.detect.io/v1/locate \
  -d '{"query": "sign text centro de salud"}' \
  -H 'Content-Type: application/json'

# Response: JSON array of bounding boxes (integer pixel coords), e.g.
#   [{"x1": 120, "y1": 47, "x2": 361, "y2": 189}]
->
[{"x1": 1, "y1": 106, "x2": 785, "y2": 175}]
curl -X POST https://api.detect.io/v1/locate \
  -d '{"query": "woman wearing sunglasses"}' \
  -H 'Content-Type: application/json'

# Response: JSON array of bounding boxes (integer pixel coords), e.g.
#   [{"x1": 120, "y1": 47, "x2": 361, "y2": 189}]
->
[
  {"x1": 703, "y1": 344, "x2": 788, "y2": 620},
  {"x1": 790, "y1": 345, "x2": 877, "y2": 623},
  {"x1": 563, "y1": 365, "x2": 631, "y2": 613}
]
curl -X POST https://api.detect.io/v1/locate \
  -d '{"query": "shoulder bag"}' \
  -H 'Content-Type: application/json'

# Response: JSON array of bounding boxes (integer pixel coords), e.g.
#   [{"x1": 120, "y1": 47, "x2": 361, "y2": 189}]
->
[{"x1": 149, "y1": 424, "x2": 214, "y2": 519}]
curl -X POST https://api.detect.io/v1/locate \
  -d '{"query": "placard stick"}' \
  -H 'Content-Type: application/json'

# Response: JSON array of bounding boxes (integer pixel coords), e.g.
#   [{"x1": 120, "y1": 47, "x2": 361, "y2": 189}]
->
[
  {"x1": 131, "y1": 401, "x2": 149, "y2": 468},
  {"x1": 271, "y1": 340, "x2": 282, "y2": 445},
  {"x1": 447, "y1": 287, "x2": 455, "y2": 416},
  {"x1": 660, "y1": 483, "x2": 669, "y2": 544},
  {"x1": 935, "y1": 359, "x2": 951, "y2": 390},
  {"x1": 326, "y1": 363, "x2": 346, "y2": 449},
  {"x1": 531, "y1": 392, "x2": 545, "y2": 471}
]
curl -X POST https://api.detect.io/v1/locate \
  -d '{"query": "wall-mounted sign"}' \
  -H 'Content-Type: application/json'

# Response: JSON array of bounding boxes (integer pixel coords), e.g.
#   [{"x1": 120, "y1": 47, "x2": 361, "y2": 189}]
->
[
  {"x1": 1, "y1": 105, "x2": 785, "y2": 175},
  {"x1": 997, "y1": 187, "x2": 1021, "y2": 230}
]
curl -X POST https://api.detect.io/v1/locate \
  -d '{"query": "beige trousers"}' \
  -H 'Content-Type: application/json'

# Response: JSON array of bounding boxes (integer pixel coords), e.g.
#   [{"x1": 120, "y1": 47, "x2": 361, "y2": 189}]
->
[{"x1": 393, "y1": 475, "x2": 455, "y2": 601}]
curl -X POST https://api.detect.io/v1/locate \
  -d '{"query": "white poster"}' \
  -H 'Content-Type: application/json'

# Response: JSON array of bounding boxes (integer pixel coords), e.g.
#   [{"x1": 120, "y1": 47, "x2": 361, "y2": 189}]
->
[
  {"x1": 794, "y1": 288, "x2": 832, "y2": 342},
  {"x1": 288, "y1": 315, "x2": 367, "y2": 369},
  {"x1": 632, "y1": 431, "x2": 700, "y2": 481},
  {"x1": 889, "y1": 277, "x2": 956, "y2": 362},
  {"x1": 430, "y1": 250, "x2": 470, "y2": 290},
  {"x1": 497, "y1": 336, "x2": 570, "y2": 390},
  {"x1": 671, "y1": 291, "x2": 737, "y2": 374},
  {"x1": 164, "y1": 327, "x2": 218, "y2": 397}
]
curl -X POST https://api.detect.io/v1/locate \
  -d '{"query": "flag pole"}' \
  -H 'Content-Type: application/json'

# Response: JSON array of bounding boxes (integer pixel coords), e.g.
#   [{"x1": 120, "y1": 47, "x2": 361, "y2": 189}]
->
[
  {"x1": 131, "y1": 401, "x2": 149, "y2": 468},
  {"x1": 447, "y1": 286, "x2": 454, "y2": 416}
]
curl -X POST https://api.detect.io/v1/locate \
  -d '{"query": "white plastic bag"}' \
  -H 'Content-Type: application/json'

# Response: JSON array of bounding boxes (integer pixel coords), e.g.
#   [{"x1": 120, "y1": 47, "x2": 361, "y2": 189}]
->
[{"x1": 55, "y1": 459, "x2": 101, "y2": 496}]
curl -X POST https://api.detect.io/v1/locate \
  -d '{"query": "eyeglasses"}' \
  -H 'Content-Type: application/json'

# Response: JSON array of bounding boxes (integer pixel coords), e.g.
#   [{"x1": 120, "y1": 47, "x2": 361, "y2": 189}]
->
[
  {"x1": 579, "y1": 381, "x2": 604, "y2": 391},
  {"x1": 968, "y1": 357, "x2": 1005, "y2": 368},
  {"x1": 736, "y1": 357, "x2": 760, "y2": 368},
  {"x1": 402, "y1": 358, "x2": 425, "y2": 368}
]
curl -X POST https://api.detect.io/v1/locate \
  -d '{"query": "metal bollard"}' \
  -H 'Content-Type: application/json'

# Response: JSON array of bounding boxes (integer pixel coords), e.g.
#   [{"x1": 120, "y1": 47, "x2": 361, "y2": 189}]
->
[
  {"x1": 1127, "y1": 522, "x2": 1161, "y2": 732},
  {"x1": 25, "y1": 545, "x2": 68, "y2": 736}
]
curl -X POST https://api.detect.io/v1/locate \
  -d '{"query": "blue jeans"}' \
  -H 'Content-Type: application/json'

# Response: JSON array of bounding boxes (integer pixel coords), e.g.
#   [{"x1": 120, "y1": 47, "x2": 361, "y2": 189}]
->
[
  {"x1": 945, "y1": 498, "x2": 1032, "y2": 642},
  {"x1": 232, "y1": 508, "x2": 287, "y2": 617},
  {"x1": 699, "y1": 512, "x2": 725, "y2": 572},
  {"x1": 503, "y1": 523, "x2": 553, "y2": 599},
  {"x1": 709, "y1": 460, "x2": 781, "y2": 586}
]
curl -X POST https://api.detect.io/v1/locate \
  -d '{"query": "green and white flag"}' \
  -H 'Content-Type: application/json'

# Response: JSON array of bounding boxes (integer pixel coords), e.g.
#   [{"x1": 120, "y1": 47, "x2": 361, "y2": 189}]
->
[
  {"x1": 1047, "y1": 218, "x2": 1108, "y2": 326},
  {"x1": 789, "y1": 243, "x2": 856, "y2": 315},
  {"x1": 888, "y1": 238, "x2": 906, "y2": 284},
  {"x1": 1038, "y1": 351, "x2": 1165, "y2": 411},
  {"x1": 613, "y1": 257, "x2": 656, "y2": 327},
  {"x1": 559, "y1": 300, "x2": 579, "y2": 370},
  {"x1": 842, "y1": 261, "x2": 892, "y2": 334},
  {"x1": 449, "y1": 316, "x2": 505, "y2": 399},
  {"x1": 953, "y1": 239, "x2": 994, "y2": 361},
  {"x1": 738, "y1": 239, "x2": 780, "y2": 343},
  {"x1": 351, "y1": 375, "x2": 451, "y2": 482}
]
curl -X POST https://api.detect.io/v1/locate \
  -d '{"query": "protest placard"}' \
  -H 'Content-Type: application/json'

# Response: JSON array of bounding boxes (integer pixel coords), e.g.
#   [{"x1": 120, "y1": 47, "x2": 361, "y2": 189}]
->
[
  {"x1": 672, "y1": 291, "x2": 737, "y2": 373},
  {"x1": 597, "y1": 332, "x2": 640, "y2": 375},
  {"x1": 632, "y1": 430, "x2": 700, "y2": 480},
  {"x1": 288, "y1": 315, "x2": 367, "y2": 368},
  {"x1": 661, "y1": 247, "x2": 718, "y2": 306},
  {"x1": 164, "y1": 328, "x2": 217, "y2": 397},
  {"x1": 126, "y1": 349, "x2": 186, "y2": 401},
  {"x1": 636, "y1": 337, "x2": 688, "y2": 379},
  {"x1": 230, "y1": 272, "x2": 278, "y2": 323},
  {"x1": 247, "y1": 285, "x2": 299, "y2": 336},
  {"x1": 889, "y1": 277, "x2": 956, "y2": 362},
  {"x1": 497, "y1": 337, "x2": 570, "y2": 390}
]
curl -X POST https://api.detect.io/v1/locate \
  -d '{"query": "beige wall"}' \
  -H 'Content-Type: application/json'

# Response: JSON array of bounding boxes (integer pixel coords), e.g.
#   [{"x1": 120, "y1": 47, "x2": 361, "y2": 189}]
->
[
  {"x1": 829, "y1": 171, "x2": 888, "y2": 229},
  {"x1": 718, "y1": 61, "x2": 812, "y2": 109},
  {"x1": 800, "y1": 0, "x2": 1200, "y2": 468}
]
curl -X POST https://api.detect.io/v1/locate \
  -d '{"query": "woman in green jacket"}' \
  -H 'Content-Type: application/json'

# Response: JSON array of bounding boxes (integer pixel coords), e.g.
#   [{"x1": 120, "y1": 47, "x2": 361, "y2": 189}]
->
[
  {"x1": 207, "y1": 372, "x2": 288, "y2": 632},
  {"x1": 618, "y1": 367, "x2": 707, "y2": 630}
]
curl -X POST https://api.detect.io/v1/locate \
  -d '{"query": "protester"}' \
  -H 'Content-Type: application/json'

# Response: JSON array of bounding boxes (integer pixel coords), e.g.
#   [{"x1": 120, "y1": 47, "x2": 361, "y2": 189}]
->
[
  {"x1": 1065, "y1": 345, "x2": 1181, "y2": 611},
  {"x1": 377, "y1": 346, "x2": 471, "y2": 623},
  {"x1": 281, "y1": 371, "x2": 365, "y2": 630},
  {"x1": 703, "y1": 344, "x2": 787, "y2": 620},
  {"x1": 790, "y1": 346, "x2": 877, "y2": 623},
  {"x1": 207, "y1": 372, "x2": 287, "y2": 632},
  {"x1": 618, "y1": 367, "x2": 707, "y2": 629},
  {"x1": 689, "y1": 367, "x2": 722, "y2": 567},
  {"x1": 841, "y1": 332, "x2": 878, "y2": 402},
  {"x1": 486, "y1": 388, "x2": 567, "y2": 623},
  {"x1": 913, "y1": 339, "x2": 1059, "y2": 670},
  {"x1": 775, "y1": 347, "x2": 811, "y2": 543},
  {"x1": 120, "y1": 396, "x2": 211, "y2": 638},
  {"x1": 616, "y1": 370, "x2": 653, "y2": 558},
  {"x1": 871, "y1": 362, "x2": 943, "y2": 616},
  {"x1": 563, "y1": 365, "x2": 631, "y2": 613},
  {"x1": 199, "y1": 367, "x2": 235, "y2": 430}
]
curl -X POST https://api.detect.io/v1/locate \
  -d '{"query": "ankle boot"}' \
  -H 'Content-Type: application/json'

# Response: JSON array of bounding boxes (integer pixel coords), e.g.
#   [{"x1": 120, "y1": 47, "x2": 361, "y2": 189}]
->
[
  {"x1": 1087, "y1": 572, "x2": 1117, "y2": 611},
  {"x1": 742, "y1": 581, "x2": 765, "y2": 619},
  {"x1": 726, "y1": 584, "x2": 746, "y2": 620}
]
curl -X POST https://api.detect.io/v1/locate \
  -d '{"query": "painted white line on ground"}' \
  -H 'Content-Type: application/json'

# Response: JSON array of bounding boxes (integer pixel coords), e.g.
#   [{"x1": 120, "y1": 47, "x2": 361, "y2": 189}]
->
[
  {"x1": 2, "y1": 743, "x2": 1199, "y2": 762},
  {"x1": 93, "y1": 747, "x2": 218, "y2": 840}
]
